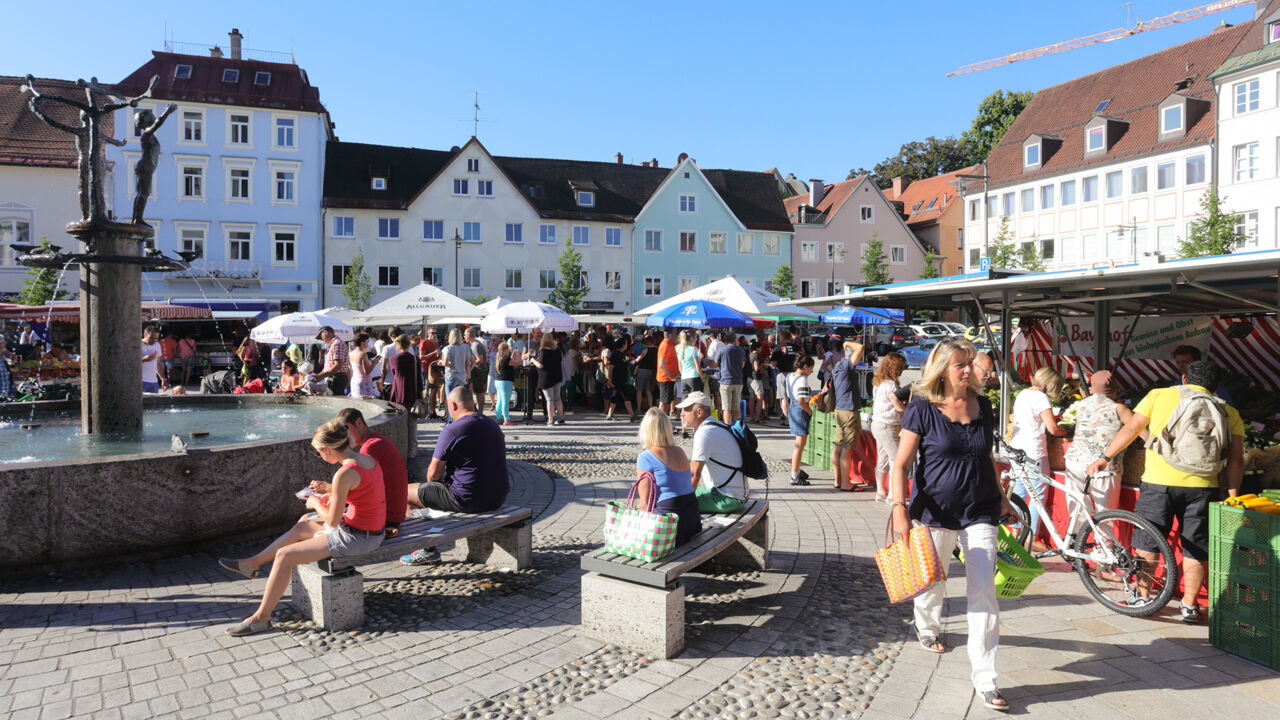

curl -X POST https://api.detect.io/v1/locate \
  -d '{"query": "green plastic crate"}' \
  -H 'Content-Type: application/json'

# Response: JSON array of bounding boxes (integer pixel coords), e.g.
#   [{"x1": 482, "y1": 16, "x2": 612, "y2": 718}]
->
[
  {"x1": 1210, "y1": 608, "x2": 1279, "y2": 672},
  {"x1": 1209, "y1": 503, "x2": 1280, "y2": 588},
  {"x1": 1209, "y1": 572, "x2": 1278, "y2": 629}
]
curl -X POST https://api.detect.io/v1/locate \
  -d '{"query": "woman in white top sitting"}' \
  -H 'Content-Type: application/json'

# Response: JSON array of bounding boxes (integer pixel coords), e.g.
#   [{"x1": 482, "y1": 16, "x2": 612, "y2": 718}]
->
[
  {"x1": 1009, "y1": 366, "x2": 1069, "y2": 545},
  {"x1": 870, "y1": 352, "x2": 907, "y2": 503}
]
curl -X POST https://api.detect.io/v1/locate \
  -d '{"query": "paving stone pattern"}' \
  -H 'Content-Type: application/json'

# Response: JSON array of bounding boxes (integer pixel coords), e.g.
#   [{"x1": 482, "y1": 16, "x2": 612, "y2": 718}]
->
[{"x1": 0, "y1": 412, "x2": 1276, "y2": 720}]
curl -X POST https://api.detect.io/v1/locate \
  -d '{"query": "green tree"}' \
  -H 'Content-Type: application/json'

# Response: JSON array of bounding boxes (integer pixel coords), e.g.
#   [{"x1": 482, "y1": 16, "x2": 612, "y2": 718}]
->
[
  {"x1": 1179, "y1": 190, "x2": 1246, "y2": 258},
  {"x1": 769, "y1": 263, "x2": 795, "y2": 299},
  {"x1": 919, "y1": 249, "x2": 940, "y2": 280},
  {"x1": 961, "y1": 89, "x2": 1035, "y2": 163},
  {"x1": 847, "y1": 136, "x2": 972, "y2": 188},
  {"x1": 341, "y1": 248, "x2": 373, "y2": 310},
  {"x1": 1019, "y1": 242, "x2": 1045, "y2": 272},
  {"x1": 861, "y1": 233, "x2": 891, "y2": 285},
  {"x1": 469, "y1": 295, "x2": 490, "y2": 305},
  {"x1": 17, "y1": 238, "x2": 71, "y2": 305},
  {"x1": 986, "y1": 216, "x2": 1021, "y2": 270},
  {"x1": 547, "y1": 240, "x2": 588, "y2": 313}
]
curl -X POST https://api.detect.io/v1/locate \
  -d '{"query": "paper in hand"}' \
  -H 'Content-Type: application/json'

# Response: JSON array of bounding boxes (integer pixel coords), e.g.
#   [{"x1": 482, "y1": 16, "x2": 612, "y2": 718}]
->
[{"x1": 296, "y1": 488, "x2": 320, "y2": 499}]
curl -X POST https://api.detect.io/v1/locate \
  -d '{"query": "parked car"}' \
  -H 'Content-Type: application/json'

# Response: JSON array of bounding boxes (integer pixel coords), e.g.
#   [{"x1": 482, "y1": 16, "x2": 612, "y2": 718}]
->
[
  {"x1": 902, "y1": 338, "x2": 939, "y2": 367},
  {"x1": 927, "y1": 321, "x2": 969, "y2": 337},
  {"x1": 867, "y1": 324, "x2": 915, "y2": 355},
  {"x1": 909, "y1": 324, "x2": 949, "y2": 344}
]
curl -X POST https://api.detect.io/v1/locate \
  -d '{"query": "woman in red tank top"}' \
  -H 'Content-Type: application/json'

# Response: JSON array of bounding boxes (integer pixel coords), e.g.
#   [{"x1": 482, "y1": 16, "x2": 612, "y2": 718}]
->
[{"x1": 218, "y1": 420, "x2": 385, "y2": 636}]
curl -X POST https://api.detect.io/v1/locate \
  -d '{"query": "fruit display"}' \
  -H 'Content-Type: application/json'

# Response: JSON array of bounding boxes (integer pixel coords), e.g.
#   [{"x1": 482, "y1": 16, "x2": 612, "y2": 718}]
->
[{"x1": 1223, "y1": 494, "x2": 1280, "y2": 515}]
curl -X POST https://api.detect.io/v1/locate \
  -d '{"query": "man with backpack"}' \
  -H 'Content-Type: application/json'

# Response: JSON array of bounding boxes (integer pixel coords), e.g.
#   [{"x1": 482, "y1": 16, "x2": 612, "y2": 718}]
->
[
  {"x1": 678, "y1": 391, "x2": 767, "y2": 513},
  {"x1": 1087, "y1": 360, "x2": 1243, "y2": 624}
]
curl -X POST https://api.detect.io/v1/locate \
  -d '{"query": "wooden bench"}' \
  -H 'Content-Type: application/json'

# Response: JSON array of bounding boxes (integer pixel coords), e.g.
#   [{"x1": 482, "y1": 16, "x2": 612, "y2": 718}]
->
[
  {"x1": 579, "y1": 498, "x2": 769, "y2": 658},
  {"x1": 290, "y1": 504, "x2": 533, "y2": 630}
]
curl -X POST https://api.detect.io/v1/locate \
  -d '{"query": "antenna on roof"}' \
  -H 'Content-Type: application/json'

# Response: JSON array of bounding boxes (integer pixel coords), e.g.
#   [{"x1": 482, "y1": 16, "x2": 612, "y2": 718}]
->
[{"x1": 473, "y1": 91, "x2": 480, "y2": 138}]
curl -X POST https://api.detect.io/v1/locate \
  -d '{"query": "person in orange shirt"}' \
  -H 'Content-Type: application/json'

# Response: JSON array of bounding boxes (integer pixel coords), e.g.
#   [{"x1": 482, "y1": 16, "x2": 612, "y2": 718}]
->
[
  {"x1": 656, "y1": 329, "x2": 680, "y2": 420},
  {"x1": 158, "y1": 330, "x2": 178, "y2": 391}
]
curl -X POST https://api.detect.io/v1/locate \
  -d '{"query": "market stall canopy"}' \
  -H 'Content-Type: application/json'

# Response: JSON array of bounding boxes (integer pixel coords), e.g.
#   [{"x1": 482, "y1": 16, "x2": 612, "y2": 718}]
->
[
  {"x1": 646, "y1": 300, "x2": 754, "y2": 329},
  {"x1": 481, "y1": 301, "x2": 577, "y2": 334},
  {"x1": 635, "y1": 275, "x2": 819, "y2": 321},
  {"x1": 250, "y1": 311, "x2": 354, "y2": 345},
  {"x1": 428, "y1": 295, "x2": 511, "y2": 326},
  {"x1": 779, "y1": 250, "x2": 1280, "y2": 318},
  {"x1": 820, "y1": 306, "x2": 905, "y2": 325},
  {"x1": 0, "y1": 301, "x2": 213, "y2": 322},
  {"x1": 317, "y1": 307, "x2": 365, "y2": 325},
  {"x1": 352, "y1": 283, "x2": 484, "y2": 325}
]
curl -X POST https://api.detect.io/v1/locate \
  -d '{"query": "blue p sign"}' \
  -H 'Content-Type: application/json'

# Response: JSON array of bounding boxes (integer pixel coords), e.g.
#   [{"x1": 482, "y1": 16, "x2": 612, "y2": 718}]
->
[{"x1": 979, "y1": 257, "x2": 990, "y2": 272}]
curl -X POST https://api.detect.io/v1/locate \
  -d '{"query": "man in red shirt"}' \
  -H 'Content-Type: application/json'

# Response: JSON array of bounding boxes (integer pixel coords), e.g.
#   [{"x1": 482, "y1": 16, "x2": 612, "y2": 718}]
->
[
  {"x1": 419, "y1": 328, "x2": 441, "y2": 417},
  {"x1": 656, "y1": 329, "x2": 680, "y2": 419},
  {"x1": 311, "y1": 407, "x2": 409, "y2": 536}
]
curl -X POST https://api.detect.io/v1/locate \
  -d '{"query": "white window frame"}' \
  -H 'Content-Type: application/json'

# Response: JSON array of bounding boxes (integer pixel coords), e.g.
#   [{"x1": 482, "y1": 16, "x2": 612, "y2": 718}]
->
[
  {"x1": 1185, "y1": 155, "x2": 1206, "y2": 186},
  {"x1": 605, "y1": 226, "x2": 622, "y2": 247},
  {"x1": 453, "y1": 178, "x2": 469, "y2": 196},
  {"x1": 709, "y1": 232, "x2": 726, "y2": 254},
  {"x1": 737, "y1": 232, "x2": 753, "y2": 254},
  {"x1": 174, "y1": 64, "x2": 192, "y2": 80},
  {"x1": 179, "y1": 108, "x2": 205, "y2": 146},
  {"x1": 644, "y1": 229, "x2": 662, "y2": 251},
  {"x1": 1082, "y1": 175, "x2": 1099, "y2": 202},
  {"x1": 476, "y1": 179, "x2": 494, "y2": 198},
  {"x1": 330, "y1": 265, "x2": 352, "y2": 287},
  {"x1": 377, "y1": 265, "x2": 400, "y2": 289},
  {"x1": 466, "y1": 158, "x2": 480, "y2": 173},
  {"x1": 1039, "y1": 185, "x2": 1054, "y2": 210},
  {"x1": 504, "y1": 268, "x2": 523, "y2": 291},
  {"x1": 1086, "y1": 126, "x2": 1105, "y2": 152},
  {"x1": 890, "y1": 246, "x2": 906, "y2": 265},
  {"x1": 539, "y1": 269, "x2": 557, "y2": 290},
  {"x1": 174, "y1": 221, "x2": 209, "y2": 259},
  {"x1": 423, "y1": 220, "x2": 444, "y2": 242},
  {"x1": 577, "y1": 191, "x2": 595, "y2": 207},
  {"x1": 763, "y1": 234, "x2": 779, "y2": 256},
  {"x1": 268, "y1": 160, "x2": 301, "y2": 206},
  {"x1": 679, "y1": 231, "x2": 696, "y2": 253},
  {"x1": 254, "y1": 71, "x2": 271, "y2": 86},
  {"x1": 1021, "y1": 188, "x2": 1035, "y2": 213},
  {"x1": 221, "y1": 68, "x2": 240, "y2": 84},
  {"x1": 268, "y1": 224, "x2": 299, "y2": 267},
  {"x1": 572, "y1": 225, "x2": 590, "y2": 246},
  {"x1": 1105, "y1": 170, "x2": 1123, "y2": 199},
  {"x1": 223, "y1": 158, "x2": 255, "y2": 204},
  {"x1": 539, "y1": 224, "x2": 556, "y2": 245},
  {"x1": 223, "y1": 223, "x2": 254, "y2": 263},
  {"x1": 173, "y1": 155, "x2": 208, "y2": 201},
  {"x1": 679, "y1": 193, "x2": 697, "y2": 213},
  {"x1": 371, "y1": 177, "x2": 387, "y2": 190},
  {"x1": 1024, "y1": 143, "x2": 1040, "y2": 167},
  {"x1": 800, "y1": 241, "x2": 817, "y2": 262},
  {"x1": 226, "y1": 111, "x2": 252, "y2": 146},
  {"x1": 463, "y1": 221, "x2": 481, "y2": 242},
  {"x1": 463, "y1": 267, "x2": 481, "y2": 290},
  {"x1": 860, "y1": 205, "x2": 874, "y2": 222},
  {"x1": 1234, "y1": 143, "x2": 1260, "y2": 182},
  {"x1": 505, "y1": 223, "x2": 523, "y2": 244},
  {"x1": 377, "y1": 217, "x2": 401, "y2": 241},
  {"x1": 272, "y1": 114, "x2": 298, "y2": 151},
  {"x1": 1130, "y1": 166, "x2": 1148, "y2": 194},
  {"x1": 1161, "y1": 105, "x2": 1183, "y2": 134},
  {"x1": 825, "y1": 242, "x2": 845, "y2": 263},
  {"x1": 604, "y1": 270, "x2": 621, "y2": 292},
  {"x1": 1157, "y1": 162, "x2": 1177, "y2": 190},
  {"x1": 332, "y1": 216, "x2": 355, "y2": 238},
  {"x1": 679, "y1": 276, "x2": 698, "y2": 293},
  {"x1": 643, "y1": 276, "x2": 663, "y2": 297},
  {"x1": 423, "y1": 267, "x2": 444, "y2": 287},
  {"x1": 1234, "y1": 78, "x2": 1261, "y2": 115},
  {"x1": 1236, "y1": 211, "x2": 1260, "y2": 248}
]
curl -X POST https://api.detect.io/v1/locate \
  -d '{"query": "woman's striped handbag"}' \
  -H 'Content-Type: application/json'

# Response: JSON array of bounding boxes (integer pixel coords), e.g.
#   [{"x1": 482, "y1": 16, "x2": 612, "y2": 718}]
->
[
  {"x1": 874, "y1": 518, "x2": 946, "y2": 603},
  {"x1": 603, "y1": 471, "x2": 679, "y2": 562}
]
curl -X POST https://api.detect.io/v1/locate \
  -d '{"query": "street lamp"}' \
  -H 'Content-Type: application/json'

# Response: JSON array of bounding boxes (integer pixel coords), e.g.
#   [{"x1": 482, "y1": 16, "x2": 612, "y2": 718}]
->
[
  {"x1": 453, "y1": 229, "x2": 463, "y2": 295},
  {"x1": 1114, "y1": 216, "x2": 1138, "y2": 262},
  {"x1": 827, "y1": 244, "x2": 845, "y2": 296}
]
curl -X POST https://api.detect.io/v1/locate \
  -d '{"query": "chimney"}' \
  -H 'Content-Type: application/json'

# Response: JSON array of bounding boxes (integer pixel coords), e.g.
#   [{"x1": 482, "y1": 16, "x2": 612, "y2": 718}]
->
[
  {"x1": 677, "y1": 152, "x2": 689, "y2": 165},
  {"x1": 209, "y1": 45, "x2": 223, "y2": 58},
  {"x1": 615, "y1": 152, "x2": 624, "y2": 164},
  {"x1": 651, "y1": 157, "x2": 658, "y2": 167},
  {"x1": 891, "y1": 177, "x2": 909, "y2": 199},
  {"x1": 810, "y1": 179, "x2": 825, "y2": 207},
  {"x1": 229, "y1": 28, "x2": 243, "y2": 60}
]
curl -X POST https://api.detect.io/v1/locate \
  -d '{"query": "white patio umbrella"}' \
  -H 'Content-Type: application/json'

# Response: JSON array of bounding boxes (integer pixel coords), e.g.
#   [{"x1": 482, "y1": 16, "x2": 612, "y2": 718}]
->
[
  {"x1": 634, "y1": 275, "x2": 819, "y2": 320},
  {"x1": 481, "y1": 301, "x2": 578, "y2": 334},
  {"x1": 317, "y1": 306, "x2": 365, "y2": 325},
  {"x1": 429, "y1": 295, "x2": 512, "y2": 326},
  {"x1": 352, "y1": 283, "x2": 484, "y2": 325},
  {"x1": 250, "y1": 311, "x2": 354, "y2": 344}
]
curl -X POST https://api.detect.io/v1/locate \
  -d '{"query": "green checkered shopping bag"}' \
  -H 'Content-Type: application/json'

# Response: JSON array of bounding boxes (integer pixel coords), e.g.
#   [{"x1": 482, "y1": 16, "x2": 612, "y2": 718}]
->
[{"x1": 603, "y1": 471, "x2": 679, "y2": 562}]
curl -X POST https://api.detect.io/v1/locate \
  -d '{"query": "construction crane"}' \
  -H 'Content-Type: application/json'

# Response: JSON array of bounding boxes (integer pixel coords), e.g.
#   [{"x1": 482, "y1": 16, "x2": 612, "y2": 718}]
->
[{"x1": 947, "y1": 0, "x2": 1254, "y2": 76}]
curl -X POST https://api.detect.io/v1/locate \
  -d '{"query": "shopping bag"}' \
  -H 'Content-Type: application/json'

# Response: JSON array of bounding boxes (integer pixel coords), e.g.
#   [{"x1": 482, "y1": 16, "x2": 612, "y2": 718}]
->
[
  {"x1": 603, "y1": 471, "x2": 679, "y2": 562},
  {"x1": 874, "y1": 517, "x2": 945, "y2": 603}
]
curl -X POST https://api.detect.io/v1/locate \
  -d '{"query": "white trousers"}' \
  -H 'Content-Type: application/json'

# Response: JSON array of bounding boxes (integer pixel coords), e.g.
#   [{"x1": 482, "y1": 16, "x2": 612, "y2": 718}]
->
[
  {"x1": 912, "y1": 522, "x2": 1000, "y2": 692},
  {"x1": 1063, "y1": 457, "x2": 1120, "y2": 535}
]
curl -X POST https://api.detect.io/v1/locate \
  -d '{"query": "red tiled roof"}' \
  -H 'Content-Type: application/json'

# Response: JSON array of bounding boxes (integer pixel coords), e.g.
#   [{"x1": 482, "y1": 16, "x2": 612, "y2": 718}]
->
[
  {"x1": 984, "y1": 22, "x2": 1259, "y2": 190},
  {"x1": 783, "y1": 176, "x2": 864, "y2": 223},
  {"x1": 0, "y1": 76, "x2": 112, "y2": 168},
  {"x1": 114, "y1": 51, "x2": 327, "y2": 114},
  {"x1": 891, "y1": 165, "x2": 979, "y2": 227}
]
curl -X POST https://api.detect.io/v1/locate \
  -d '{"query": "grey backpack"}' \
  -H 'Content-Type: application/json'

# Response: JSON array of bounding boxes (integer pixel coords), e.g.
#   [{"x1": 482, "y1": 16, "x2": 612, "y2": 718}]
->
[{"x1": 1146, "y1": 386, "x2": 1230, "y2": 477}]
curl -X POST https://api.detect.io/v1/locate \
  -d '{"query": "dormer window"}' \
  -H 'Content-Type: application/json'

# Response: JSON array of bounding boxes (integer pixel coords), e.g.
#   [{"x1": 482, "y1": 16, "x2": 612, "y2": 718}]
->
[
  {"x1": 1161, "y1": 105, "x2": 1183, "y2": 134},
  {"x1": 1269, "y1": 21, "x2": 1279, "y2": 43},
  {"x1": 174, "y1": 64, "x2": 193, "y2": 80},
  {"x1": 221, "y1": 69, "x2": 239, "y2": 83},
  {"x1": 577, "y1": 191, "x2": 595, "y2": 207},
  {"x1": 254, "y1": 71, "x2": 271, "y2": 86},
  {"x1": 1086, "y1": 126, "x2": 1105, "y2": 152},
  {"x1": 371, "y1": 177, "x2": 387, "y2": 190},
  {"x1": 1024, "y1": 143, "x2": 1040, "y2": 167}
]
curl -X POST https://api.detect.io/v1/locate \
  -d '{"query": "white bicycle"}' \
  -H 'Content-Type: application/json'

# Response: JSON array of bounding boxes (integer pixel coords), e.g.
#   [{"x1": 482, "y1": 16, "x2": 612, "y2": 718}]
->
[{"x1": 996, "y1": 436, "x2": 1178, "y2": 617}]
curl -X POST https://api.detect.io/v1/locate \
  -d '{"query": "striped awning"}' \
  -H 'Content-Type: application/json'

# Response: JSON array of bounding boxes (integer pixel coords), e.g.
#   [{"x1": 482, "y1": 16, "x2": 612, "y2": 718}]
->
[{"x1": 0, "y1": 302, "x2": 213, "y2": 322}]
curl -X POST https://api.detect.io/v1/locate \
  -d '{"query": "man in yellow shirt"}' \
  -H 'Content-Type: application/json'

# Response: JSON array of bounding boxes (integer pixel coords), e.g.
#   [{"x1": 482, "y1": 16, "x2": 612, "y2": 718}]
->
[{"x1": 1088, "y1": 360, "x2": 1243, "y2": 624}]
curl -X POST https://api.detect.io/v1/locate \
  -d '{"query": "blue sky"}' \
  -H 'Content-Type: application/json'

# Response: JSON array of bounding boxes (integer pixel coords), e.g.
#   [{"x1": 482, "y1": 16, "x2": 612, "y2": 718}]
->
[{"x1": 8, "y1": 0, "x2": 1262, "y2": 184}]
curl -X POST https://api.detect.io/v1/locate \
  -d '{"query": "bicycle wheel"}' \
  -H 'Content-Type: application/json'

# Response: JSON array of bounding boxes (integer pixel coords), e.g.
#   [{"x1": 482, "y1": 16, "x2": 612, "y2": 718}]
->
[
  {"x1": 1072, "y1": 509, "x2": 1178, "y2": 617},
  {"x1": 1005, "y1": 493, "x2": 1032, "y2": 548}
]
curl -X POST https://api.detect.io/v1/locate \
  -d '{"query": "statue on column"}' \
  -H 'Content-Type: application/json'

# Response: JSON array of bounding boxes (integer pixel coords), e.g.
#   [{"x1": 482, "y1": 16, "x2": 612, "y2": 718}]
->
[
  {"x1": 132, "y1": 103, "x2": 177, "y2": 225},
  {"x1": 21, "y1": 75, "x2": 159, "y2": 225}
]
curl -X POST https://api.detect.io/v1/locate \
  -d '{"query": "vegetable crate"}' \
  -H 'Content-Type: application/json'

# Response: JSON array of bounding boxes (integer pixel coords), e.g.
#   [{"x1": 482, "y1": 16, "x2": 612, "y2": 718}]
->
[
  {"x1": 1209, "y1": 606, "x2": 1278, "y2": 672},
  {"x1": 1208, "y1": 503, "x2": 1280, "y2": 589}
]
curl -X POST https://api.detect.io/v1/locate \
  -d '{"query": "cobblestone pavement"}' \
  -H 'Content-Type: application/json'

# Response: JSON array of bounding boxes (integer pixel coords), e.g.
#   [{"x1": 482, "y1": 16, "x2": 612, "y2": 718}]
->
[{"x1": 1, "y1": 410, "x2": 1277, "y2": 719}]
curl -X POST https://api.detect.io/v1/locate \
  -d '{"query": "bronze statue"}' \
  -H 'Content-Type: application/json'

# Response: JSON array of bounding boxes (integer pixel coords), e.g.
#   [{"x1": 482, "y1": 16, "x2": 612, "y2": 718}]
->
[
  {"x1": 132, "y1": 103, "x2": 177, "y2": 225},
  {"x1": 21, "y1": 75, "x2": 158, "y2": 224}
]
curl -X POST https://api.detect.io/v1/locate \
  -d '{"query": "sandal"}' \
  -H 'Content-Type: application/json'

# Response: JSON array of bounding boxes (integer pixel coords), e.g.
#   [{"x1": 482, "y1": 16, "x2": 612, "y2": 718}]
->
[
  {"x1": 218, "y1": 557, "x2": 259, "y2": 579},
  {"x1": 977, "y1": 689, "x2": 1008, "y2": 711},
  {"x1": 917, "y1": 633, "x2": 945, "y2": 653}
]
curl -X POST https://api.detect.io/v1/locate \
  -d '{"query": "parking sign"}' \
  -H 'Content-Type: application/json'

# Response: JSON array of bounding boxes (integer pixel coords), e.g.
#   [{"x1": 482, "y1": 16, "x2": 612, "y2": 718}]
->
[{"x1": 979, "y1": 256, "x2": 990, "y2": 272}]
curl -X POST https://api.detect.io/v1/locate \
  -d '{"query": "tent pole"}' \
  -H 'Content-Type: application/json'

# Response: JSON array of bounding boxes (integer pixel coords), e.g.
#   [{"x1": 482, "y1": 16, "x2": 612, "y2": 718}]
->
[
  {"x1": 999, "y1": 292, "x2": 1012, "y2": 438},
  {"x1": 1092, "y1": 302, "x2": 1112, "y2": 376}
]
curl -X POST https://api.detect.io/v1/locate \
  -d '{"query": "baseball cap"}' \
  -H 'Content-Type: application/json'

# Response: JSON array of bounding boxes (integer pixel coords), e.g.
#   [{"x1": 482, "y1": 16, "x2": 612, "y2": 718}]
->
[
  {"x1": 315, "y1": 325, "x2": 334, "y2": 340},
  {"x1": 676, "y1": 391, "x2": 713, "y2": 409}
]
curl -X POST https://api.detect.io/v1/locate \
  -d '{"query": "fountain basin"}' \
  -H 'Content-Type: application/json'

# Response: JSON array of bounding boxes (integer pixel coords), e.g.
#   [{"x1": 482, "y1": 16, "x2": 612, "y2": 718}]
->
[{"x1": 0, "y1": 395, "x2": 412, "y2": 571}]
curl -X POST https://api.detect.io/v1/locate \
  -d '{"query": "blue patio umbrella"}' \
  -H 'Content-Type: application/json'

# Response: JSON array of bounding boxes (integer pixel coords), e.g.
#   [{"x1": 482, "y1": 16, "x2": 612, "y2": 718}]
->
[
  {"x1": 645, "y1": 300, "x2": 754, "y2": 328},
  {"x1": 820, "y1": 306, "x2": 904, "y2": 325}
]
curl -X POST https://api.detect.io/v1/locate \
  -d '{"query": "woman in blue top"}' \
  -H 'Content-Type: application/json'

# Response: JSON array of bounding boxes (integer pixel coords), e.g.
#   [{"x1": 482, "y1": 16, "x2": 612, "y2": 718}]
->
[
  {"x1": 635, "y1": 407, "x2": 701, "y2": 545},
  {"x1": 889, "y1": 338, "x2": 1017, "y2": 712}
]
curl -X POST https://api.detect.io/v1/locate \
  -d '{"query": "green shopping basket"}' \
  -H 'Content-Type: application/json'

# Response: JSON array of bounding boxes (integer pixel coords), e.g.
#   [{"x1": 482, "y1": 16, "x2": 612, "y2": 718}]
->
[{"x1": 958, "y1": 525, "x2": 1045, "y2": 599}]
